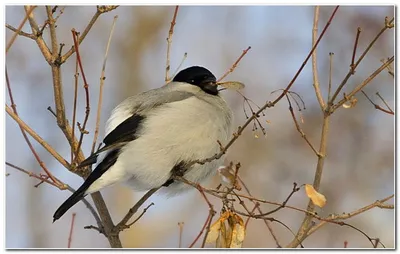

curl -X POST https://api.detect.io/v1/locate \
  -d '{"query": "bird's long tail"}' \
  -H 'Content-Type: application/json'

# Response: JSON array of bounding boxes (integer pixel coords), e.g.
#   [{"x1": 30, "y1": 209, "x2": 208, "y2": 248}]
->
[
  {"x1": 53, "y1": 184, "x2": 87, "y2": 222},
  {"x1": 53, "y1": 149, "x2": 120, "y2": 222}
]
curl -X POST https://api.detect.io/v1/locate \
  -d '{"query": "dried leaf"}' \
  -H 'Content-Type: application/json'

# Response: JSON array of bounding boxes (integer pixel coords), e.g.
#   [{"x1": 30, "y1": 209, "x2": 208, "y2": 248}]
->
[
  {"x1": 206, "y1": 218, "x2": 222, "y2": 244},
  {"x1": 230, "y1": 215, "x2": 245, "y2": 248},
  {"x1": 218, "y1": 81, "x2": 245, "y2": 90},
  {"x1": 207, "y1": 211, "x2": 246, "y2": 248},
  {"x1": 305, "y1": 184, "x2": 327, "y2": 208}
]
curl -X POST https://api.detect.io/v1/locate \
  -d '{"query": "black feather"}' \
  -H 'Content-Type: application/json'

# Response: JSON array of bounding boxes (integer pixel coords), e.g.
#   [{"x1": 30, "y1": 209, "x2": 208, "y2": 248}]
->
[
  {"x1": 53, "y1": 149, "x2": 120, "y2": 222},
  {"x1": 75, "y1": 115, "x2": 145, "y2": 169},
  {"x1": 103, "y1": 114, "x2": 145, "y2": 145}
]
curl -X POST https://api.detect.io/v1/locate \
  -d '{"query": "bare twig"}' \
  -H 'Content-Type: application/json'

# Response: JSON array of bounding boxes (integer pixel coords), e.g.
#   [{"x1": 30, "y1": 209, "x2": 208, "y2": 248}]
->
[
  {"x1": 91, "y1": 15, "x2": 118, "y2": 154},
  {"x1": 6, "y1": 67, "x2": 61, "y2": 185},
  {"x1": 61, "y1": 6, "x2": 119, "y2": 63},
  {"x1": 217, "y1": 46, "x2": 251, "y2": 82},
  {"x1": 189, "y1": 212, "x2": 212, "y2": 248},
  {"x1": 165, "y1": 6, "x2": 179, "y2": 82},
  {"x1": 380, "y1": 58, "x2": 394, "y2": 77},
  {"x1": 115, "y1": 187, "x2": 161, "y2": 231},
  {"x1": 331, "y1": 56, "x2": 394, "y2": 112},
  {"x1": 191, "y1": 185, "x2": 217, "y2": 248},
  {"x1": 171, "y1": 52, "x2": 188, "y2": 79},
  {"x1": 6, "y1": 6, "x2": 37, "y2": 53},
  {"x1": 311, "y1": 6, "x2": 325, "y2": 110},
  {"x1": 6, "y1": 162, "x2": 102, "y2": 229},
  {"x1": 328, "y1": 52, "x2": 334, "y2": 101},
  {"x1": 71, "y1": 29, "x2": 91, "y2": 163},
  {"x1": 67, "y1": 213, "x2": 77, "y2": 248},
  {"x1": 178, "y1": 222, "x2": 184, "y2": 248},
  {"x1": 329, "y1": 17, "x2": 394, "y2": 105},
  {"x1": 361, "y1": 91, "x2": 394, "y2": 115},
  {"x1": 6, "y1": 162, "x2": 64, "y2": 189},
  {"x1": 5, "y1": 105, "x2": 70, "y2": 169},
  {"x1": 5, "y1": 23, "x2": 35, "y2": 40},
  {"x1": 71, "y1": 47, "x2": 79, "y2": 163},
  {"x1": 294, "y1": 195, "x2": 394, "y2": 247},
  {"x1": 286, "y1": 94, "x2": 319, "y2": 155},
  {"x1": 124, "y1": 202, "x2": 154, "y2": 228},
  {"x1": 350, "y1": 27, "x2": 362, "y2": 73}
]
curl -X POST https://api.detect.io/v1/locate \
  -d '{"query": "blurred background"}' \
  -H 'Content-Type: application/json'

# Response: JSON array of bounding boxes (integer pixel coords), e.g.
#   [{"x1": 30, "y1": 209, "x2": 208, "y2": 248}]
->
[{"x1": 5, "y1": 5, "x2": 394, "y2": 248}]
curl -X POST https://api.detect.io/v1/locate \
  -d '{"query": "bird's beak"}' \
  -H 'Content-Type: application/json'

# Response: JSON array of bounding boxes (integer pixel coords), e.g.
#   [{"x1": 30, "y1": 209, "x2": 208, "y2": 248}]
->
[{"x1": 201, "y1": 79, "x2": 219, "y2": 95}]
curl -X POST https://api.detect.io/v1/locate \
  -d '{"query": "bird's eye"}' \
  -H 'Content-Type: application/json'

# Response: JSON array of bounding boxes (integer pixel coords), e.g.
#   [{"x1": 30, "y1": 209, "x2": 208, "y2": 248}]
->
[{"x1": 191, "y1": 79, "x2": 195, "y2": 83}]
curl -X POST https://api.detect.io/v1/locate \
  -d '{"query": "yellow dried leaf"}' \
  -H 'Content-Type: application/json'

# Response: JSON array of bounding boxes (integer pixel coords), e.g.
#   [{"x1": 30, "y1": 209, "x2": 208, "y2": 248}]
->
[
  {"x1": 206, "y1": 218, "x2": 222, "y2": 244},
  {"x1": 207, "y1": 211, "x2": 246, "y2": 248},
  {"x1": 305, "y1": 184, "x2": 327, "y2": 208},
  {"x1": 230, "y1": 215, "x2": 245, "y2": 248}
]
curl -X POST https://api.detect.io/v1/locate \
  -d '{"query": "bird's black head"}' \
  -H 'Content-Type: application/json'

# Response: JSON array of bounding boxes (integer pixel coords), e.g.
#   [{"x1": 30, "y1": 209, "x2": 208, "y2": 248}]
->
[{"x1": 173, "y1": 66, "x2": 218, "y2": 95}]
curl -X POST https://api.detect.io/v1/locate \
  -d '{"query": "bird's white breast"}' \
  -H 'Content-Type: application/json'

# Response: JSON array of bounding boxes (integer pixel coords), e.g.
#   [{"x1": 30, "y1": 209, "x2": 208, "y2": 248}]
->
[{"x1": 117, "y1": 95, "x2": 233, "y2": 194}]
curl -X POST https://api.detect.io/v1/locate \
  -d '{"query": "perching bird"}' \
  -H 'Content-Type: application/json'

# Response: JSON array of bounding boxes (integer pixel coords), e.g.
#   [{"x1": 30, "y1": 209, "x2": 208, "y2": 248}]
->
[{"x1": 53, "y1": 66, "x2": 234, "y2": 222}]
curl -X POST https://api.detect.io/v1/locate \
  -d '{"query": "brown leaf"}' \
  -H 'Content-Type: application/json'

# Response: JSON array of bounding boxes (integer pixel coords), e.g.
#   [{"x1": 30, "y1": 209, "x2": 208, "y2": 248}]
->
[{"x1": 305, "y1": 184, "x2": 327, "y2": 208}]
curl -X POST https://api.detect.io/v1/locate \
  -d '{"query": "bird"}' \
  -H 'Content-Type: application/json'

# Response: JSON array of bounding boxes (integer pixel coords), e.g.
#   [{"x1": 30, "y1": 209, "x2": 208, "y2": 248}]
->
[{"x1": 53, "y1": 66, "x2": 234, "y2": 222}]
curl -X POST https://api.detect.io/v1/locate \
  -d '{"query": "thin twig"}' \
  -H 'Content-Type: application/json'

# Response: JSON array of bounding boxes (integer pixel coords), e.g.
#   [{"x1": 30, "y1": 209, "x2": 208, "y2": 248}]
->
[
  {"x1": 5, "y1": 105, "x2": 70, "y2": 169},
  {"x1": 115, "y1": 187, "x2": 161, "y2": 231},
  {"x1": 286, "y1": 95, "x2": 319, "y2": 156},
  {"x1": 217, "y1": 46, "x2": 251, "y2": 82},
  {"x1": 189, "y1": 212, "x2": 212, "y2": 248},
  {"x1": 6, "y1": 162, "x2": 103, "y2": 230},
  {"x1": 329, "y1": 17, "x2": 394, "y2": 105},
  {"x1": 350, "y1": 27, "x2": 362, "y2": 73},
  {"x1": 196, "y1": 185, "x2": 217, "y2": 248},
  {"x1": 376, "y1": 92, "x2": 394, "y2": 113},
  {"x1": 331, "y1": 56, "x2": 394, "y2": 112},
  {"x1": 171, "y1": 52, "x2": 188, "y2": 80},
  {"x1": 61, "y1": 6, "x2": 118, "y2": 63},
  {"x1": 71, "y1": 46, "x2": 79, "y2": 163},
  {"x1": 328, "y1": 52, "x2": 334, "y2": 101},
  {"x1": 5, "y1": 24, "x2": 35, "y2": 40},
  {"x1": 23, "y1": 5, "x2": 53, "y2": 64},
  {"x1": 165, "y1": 6, "x2": 179, "y2": 82},
  {"x1": 6, "y1": 6, "x2": 37, "y2": 53},
  {"x1": 67, "y1": 213, "x2": 77, "y2": 248},
  {"x1": 6, "y1": 162, "x2": 64, "y2": 189},
  {"x1": 178, "y1": 222, "x2": 184, "y2": 248},
  {"x1": 71, "y1": 29, "x2": 91, "y2": 163},
  {"x1": 91, "y1": 15, "x2": 118, "y2": 154},
  {"x1": 6, "y1": 67, "x2": 61, "y2": 185},
  {"x1": 124, "y1": 202, "x2": 155, "y2": 228},
  {"x1": 311, "y1": 6, "x2": 325, "y2": 110},
  {"x1": 361, "y1": 91, "x2": 394, "y2": 115},
  {"x1": 201, "y1": 211, "x2": 216, "y2": 248}
]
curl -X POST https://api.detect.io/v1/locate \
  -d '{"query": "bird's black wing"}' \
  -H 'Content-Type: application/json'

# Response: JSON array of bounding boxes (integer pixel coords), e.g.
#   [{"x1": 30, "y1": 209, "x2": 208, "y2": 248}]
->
[{"x1": 77, "y1": 115, "x2": 145, "y2": 168}]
